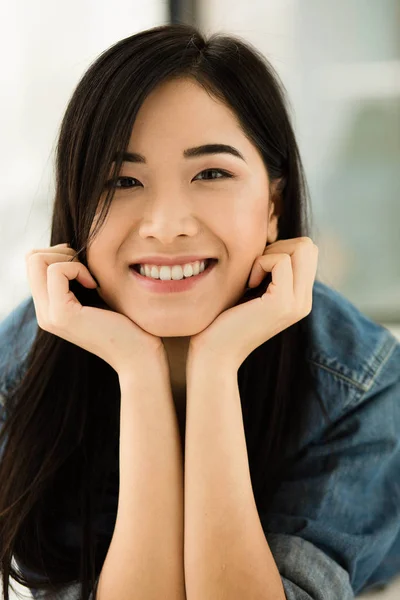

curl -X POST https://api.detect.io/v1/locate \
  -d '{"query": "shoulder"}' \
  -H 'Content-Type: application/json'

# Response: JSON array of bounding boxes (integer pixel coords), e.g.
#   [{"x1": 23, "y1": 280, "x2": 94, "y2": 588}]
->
[
  {"x1": 262, "y1": 281, "x2": 400, "y2": 595},
  {"x1": 302, "y1": 279, "x2": 400, "y2": 427},
  {"x1": 0, "y1": 296, "x2": 37, "y2": 399}
]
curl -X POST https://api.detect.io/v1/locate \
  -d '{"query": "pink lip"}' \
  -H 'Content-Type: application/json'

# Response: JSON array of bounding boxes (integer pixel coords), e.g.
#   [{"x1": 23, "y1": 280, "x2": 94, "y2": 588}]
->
[
  {"x1": 129, "y1": 259, "x2": 217, "y2": 293},
  {"x1": 132, "y1": 255, "x2": 215, "y2": 266}
]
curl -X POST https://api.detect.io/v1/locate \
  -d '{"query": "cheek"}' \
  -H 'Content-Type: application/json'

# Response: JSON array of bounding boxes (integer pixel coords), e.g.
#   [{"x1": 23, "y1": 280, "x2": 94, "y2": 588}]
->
[
  {"x1": 229, "y1": 212, "x2": 267, "y2": 261},
  {"x1": 228, "y1": 193, "x2": 267, "y2": 236},
  {"x1": 86, "y1": 233, "x2": 116, "y2": 277}
]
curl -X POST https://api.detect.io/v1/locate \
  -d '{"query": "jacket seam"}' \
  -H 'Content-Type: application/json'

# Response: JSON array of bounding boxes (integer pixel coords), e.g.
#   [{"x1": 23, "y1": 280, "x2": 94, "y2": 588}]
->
[
  {"x1": 307, "y1": 333, "x2": 398, "y2": 394},
  {"x1": 307, "y1": 359, "x2": 368, "y2": 391},
  {"x1": 360, "y1": 335, "x2": 399, "y2": 398}
]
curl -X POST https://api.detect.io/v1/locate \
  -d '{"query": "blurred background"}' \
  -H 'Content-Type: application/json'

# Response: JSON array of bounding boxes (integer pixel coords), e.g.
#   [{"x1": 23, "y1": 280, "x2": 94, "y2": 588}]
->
[{"x1": 0, "y1": 2, "x2": 399, "y2": 597}]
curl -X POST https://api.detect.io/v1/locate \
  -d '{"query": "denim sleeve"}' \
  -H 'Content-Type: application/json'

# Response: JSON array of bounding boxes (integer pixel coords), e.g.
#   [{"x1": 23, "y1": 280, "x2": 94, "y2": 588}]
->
[
  {"x1": 0, "y1": 297, "x2": 32, "y2": 455},
  {"x1": 0, "y1": 296, "x2": 36, "y2": 399},
  {"x1": 259, "y1": 335, "x2": 400, "y2": 599}
]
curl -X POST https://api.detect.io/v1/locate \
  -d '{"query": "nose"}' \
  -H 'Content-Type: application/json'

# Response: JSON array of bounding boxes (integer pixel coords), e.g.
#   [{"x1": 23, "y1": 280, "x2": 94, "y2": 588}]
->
[{"x1": 137, "y1": 194, "x2": 200, "y2": 244}]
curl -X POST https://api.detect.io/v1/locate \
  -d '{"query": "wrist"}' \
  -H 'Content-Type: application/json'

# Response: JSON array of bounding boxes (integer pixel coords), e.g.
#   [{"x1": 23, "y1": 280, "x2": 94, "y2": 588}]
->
[
  {"x1": 118, "y1": 349, "x2": 171, "y2": 388},
  {"x1": 187, "y1": 343, "x2": 239, "y2": 377}
]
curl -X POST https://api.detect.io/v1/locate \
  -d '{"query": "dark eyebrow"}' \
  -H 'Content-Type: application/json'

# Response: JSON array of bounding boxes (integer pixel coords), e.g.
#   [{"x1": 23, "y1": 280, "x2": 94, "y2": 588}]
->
[{"x1": 113, "y1": 144, "x2": 246, "y2": 164}]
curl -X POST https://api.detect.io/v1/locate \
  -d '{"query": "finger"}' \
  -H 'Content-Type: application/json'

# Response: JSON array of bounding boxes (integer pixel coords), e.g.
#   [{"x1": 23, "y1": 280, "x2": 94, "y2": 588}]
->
[
  {"x1": 248, "y1": 252, "x2": 290, "y2": 288},
  {"x1": 26, "y1": 252, "x2": 73, "y2": 320},
  {"x1": 46, "y1": 261, "x2": 97, "y2": 325},
  {"x1": 26, "y1": 245, "x2": 76, "y2": 258},
  {"x1": 26, "y1": 252, "x2": 90, "y2": 326},
  {"x1": 249, "y1": 253, "x2": 293, "y2": 302},
  {"x1": 263, "y1": 237, "x2": 313, "y2": 252},
  {"x1": 248, "y1": 240, "x2": 300, "y2": 288},
  {"x1": 291, "y1": 242, "x2": 318, "y2": 305},
  {"x1": 263, "y1": 239, "x2": 318, "y2": 303}
]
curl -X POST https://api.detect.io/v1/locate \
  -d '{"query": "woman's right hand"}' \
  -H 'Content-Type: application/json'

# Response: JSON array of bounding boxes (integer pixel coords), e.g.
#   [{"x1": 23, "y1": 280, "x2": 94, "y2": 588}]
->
[{"x1": 25, "y1": 242, "x2": 167, "y2": 375}]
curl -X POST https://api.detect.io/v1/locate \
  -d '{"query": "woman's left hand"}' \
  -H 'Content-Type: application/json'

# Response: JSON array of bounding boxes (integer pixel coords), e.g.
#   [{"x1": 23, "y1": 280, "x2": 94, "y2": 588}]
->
[{"x1": 188, "y1": 237, "x2": 319, "y2": 370}]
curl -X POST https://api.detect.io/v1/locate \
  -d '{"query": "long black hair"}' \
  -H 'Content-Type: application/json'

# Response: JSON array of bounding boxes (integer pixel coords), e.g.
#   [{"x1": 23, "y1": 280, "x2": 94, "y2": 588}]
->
[{"x1": 0, "y1": 23, "x2": 329, "y2": 599}]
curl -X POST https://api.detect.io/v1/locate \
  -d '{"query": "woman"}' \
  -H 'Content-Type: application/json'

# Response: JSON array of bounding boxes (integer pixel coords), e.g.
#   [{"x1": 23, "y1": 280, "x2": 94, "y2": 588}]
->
[{"x1": 0, "y1": 23, "x2": 399, "y2": 600}]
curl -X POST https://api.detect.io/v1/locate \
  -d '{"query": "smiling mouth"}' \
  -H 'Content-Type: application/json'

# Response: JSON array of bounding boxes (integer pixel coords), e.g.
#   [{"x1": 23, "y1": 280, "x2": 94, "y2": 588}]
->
[{"x1": 131, "y1": 258, "x2": 217, "y2": 275}]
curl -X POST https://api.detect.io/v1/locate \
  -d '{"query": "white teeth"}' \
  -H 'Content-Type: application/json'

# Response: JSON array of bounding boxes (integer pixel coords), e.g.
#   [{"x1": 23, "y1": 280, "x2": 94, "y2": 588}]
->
[{"x1": 139, "y1": 260, "x2": 208, "y2": 280}]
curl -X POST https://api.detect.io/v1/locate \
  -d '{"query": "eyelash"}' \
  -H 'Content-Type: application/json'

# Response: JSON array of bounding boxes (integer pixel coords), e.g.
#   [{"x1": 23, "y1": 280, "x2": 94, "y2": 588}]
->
[{"x1": 105, "y1": 168, "x2": 234, "y2": 189}]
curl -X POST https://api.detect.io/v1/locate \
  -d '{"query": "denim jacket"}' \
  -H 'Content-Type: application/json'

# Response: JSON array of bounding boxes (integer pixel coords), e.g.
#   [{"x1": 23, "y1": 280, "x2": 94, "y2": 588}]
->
[{"x1": 0, "y1": 279, "x2": 399, "y2": 600}]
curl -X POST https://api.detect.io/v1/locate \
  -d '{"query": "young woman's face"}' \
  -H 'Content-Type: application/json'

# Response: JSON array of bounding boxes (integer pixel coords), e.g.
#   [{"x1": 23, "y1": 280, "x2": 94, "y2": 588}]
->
[{"x1": 87, "y1": 77, "x2": 279, "y2": 337}]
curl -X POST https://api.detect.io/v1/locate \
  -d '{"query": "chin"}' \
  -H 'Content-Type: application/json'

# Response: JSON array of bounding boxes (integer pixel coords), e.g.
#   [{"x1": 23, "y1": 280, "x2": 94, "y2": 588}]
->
[{"x1": 135, "y1": 315, "x2": 210, "y2": 338}]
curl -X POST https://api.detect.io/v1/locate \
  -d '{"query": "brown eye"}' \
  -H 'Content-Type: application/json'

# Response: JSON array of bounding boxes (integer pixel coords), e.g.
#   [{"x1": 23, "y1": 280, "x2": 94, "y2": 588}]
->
[
  {"x1": 194, "y1": 169, "x2": 233, "y2": 181},
  {"x1": 105, "y1": 177, "x2": 140, "y2": 189}
]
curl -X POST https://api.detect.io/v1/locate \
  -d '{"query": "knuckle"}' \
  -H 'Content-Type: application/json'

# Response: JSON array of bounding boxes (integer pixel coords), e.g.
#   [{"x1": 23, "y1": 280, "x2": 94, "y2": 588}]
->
[
  {"x1": 37, "y1": 316, "x2": 51, "y2": 331},
  {"x1": 302, "y1": 297, "x2": 313, "y2": 316},
  {"x1": 26, "y1": 251, "x2": 44, "y2": 263},
  {"x1": 301, "y1": 236, "x2": 313, "y2": 244},
  {"x1": 25, "y1": 249, "x2": 37, "y2": 260},
  {"x1": 47, "y1": 262, "x2": 61, "y2": 273}
]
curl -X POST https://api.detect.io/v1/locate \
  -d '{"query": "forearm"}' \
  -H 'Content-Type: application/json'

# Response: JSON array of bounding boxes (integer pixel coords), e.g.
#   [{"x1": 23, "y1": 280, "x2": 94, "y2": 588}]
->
[
  {"x1": 96, "y1": 361, "x2": 186, "y2": 600},
  {"x1": 184, "y1": 357, "x2": 285, "y2": 600}
]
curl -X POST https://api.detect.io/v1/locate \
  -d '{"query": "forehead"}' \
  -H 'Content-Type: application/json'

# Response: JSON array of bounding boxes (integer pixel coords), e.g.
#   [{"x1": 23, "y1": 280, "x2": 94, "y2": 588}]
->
[
  {"x1": 134, "y1": 77, "x2": 236, "y2": 124},
  {"x1": 123, "y1": 78, "x2": 261, "y2": 166}
]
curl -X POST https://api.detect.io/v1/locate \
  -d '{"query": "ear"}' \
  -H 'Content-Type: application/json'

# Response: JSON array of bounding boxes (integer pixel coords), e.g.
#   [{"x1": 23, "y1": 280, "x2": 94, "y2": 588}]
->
[{"x1": 266, "y1": 178, "x2": 283, "y2": 244}]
